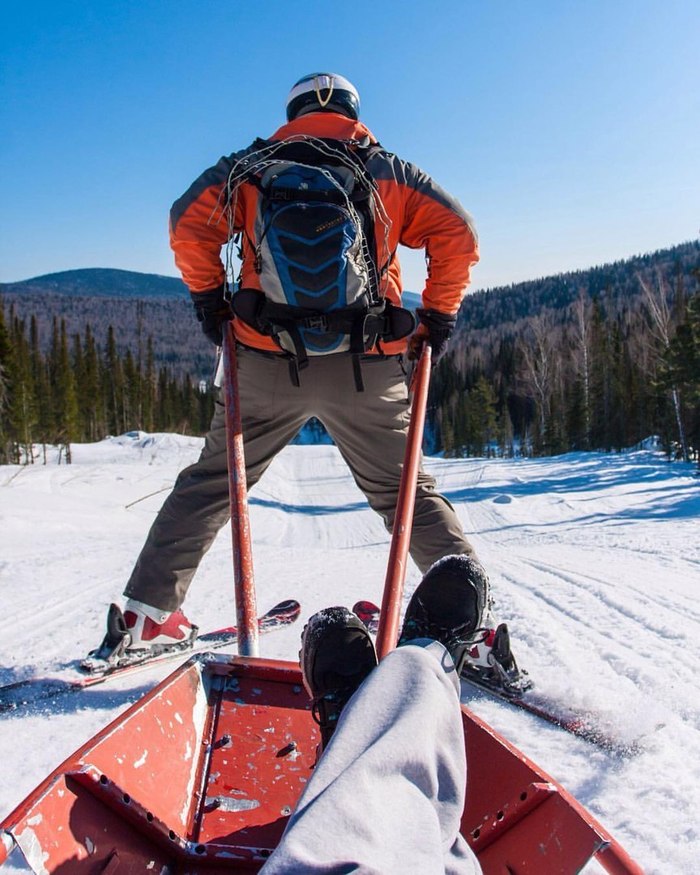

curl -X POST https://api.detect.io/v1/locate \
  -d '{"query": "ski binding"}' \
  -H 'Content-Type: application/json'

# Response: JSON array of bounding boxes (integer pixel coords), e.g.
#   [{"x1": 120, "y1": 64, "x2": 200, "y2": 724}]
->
[{"x1": 80, "y1": 603, "x2": 198, "y2": 674}]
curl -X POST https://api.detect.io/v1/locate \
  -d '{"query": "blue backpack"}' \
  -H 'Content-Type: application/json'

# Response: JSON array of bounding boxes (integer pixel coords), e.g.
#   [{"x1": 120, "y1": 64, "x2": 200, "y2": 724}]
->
[{"x1": 230, "y1": 137, "x2": 414, "y2": 386}]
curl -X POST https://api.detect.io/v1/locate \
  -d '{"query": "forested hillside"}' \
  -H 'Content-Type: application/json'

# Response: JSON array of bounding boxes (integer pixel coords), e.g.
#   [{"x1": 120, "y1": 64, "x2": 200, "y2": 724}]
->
[
  {"x1": 0, "y1": 270, "x2": 210, "y2": 384},
  {"x1": 1, "y1": 241, "x2": 698, "y2": 464},
  {"x1": 432, "y1": 240, "x2": 700, "y2": 461}
]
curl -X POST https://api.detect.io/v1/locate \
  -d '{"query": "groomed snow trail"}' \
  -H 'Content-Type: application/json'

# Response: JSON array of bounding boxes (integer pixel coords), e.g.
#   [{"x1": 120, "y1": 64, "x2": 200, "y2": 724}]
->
[{"x1": 1, "y1": 435, "x2": 698, "y2": 873}]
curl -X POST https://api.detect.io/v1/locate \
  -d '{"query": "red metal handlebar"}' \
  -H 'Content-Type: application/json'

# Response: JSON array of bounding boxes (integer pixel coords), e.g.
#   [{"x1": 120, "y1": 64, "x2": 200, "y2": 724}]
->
[
  {"x1": 222, "y1": 329, "x2": 259, "y2": 657},
  {"x1": 375, "y1": 344, "x2": 432, "y2": 659}
]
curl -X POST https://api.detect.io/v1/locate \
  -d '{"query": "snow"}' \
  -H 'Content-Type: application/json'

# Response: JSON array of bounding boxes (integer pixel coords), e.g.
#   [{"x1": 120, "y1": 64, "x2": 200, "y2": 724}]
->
[{"x1": 1, "y1": 434, "x2": 699, "y2": 873}]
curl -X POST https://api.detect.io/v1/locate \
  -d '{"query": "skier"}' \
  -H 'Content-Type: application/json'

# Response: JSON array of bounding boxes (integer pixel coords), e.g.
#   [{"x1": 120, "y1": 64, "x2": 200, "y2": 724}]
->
[
  {"x1": 260, "y1": 555, "x2": 485, "y2": 874},
  {"x1": 96, "y1": 73, "x2": 524, "y2": 691}
]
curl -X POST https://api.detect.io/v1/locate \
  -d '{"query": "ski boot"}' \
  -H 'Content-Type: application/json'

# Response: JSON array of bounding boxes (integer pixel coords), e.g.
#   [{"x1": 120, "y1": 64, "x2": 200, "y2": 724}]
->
[{"x1": 81, "y1": 600, "x2": 198, "y2": 672}]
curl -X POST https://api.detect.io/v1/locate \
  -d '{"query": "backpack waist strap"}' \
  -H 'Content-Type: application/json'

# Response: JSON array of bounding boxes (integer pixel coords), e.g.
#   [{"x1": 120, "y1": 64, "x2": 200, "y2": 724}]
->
[{"x1": 231, "y1": 288, "x2": 415, "y2": 365}]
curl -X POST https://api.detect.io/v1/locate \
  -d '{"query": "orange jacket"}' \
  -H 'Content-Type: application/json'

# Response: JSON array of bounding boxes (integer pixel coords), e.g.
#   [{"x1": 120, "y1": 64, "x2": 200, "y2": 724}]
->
[{"x1": 170, "y1": 113, "x2": 479, "y2": 354}]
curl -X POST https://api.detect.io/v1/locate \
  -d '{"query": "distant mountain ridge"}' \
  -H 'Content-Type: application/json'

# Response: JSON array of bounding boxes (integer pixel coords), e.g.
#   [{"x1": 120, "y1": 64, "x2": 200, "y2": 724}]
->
[
  {"x1": 0, "y1": 268, "x2": 188, "y2": 299},
  {"x1": 1, "y1": 268, "x2": 422, "y2": 307},
  {"x1": 456, "y1": 240, "x2": 699, "y2": 335},
  {"x1": 2, "y1": 241, "x2": 697, "y2": 316},
  {"x1": 1, "y1": 241, "x2": 697, "y2": 382}
]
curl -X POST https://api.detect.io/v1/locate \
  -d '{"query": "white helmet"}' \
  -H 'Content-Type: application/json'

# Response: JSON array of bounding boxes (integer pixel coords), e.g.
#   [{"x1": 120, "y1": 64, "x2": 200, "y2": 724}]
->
[{"x1": 286, "y1": 72, "x2": 360, "y2": 121}]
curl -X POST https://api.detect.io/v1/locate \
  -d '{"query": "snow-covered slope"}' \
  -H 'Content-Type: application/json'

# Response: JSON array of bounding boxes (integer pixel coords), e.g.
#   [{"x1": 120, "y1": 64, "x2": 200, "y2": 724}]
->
[{"x1": 1, "y1": 435, "x2": 698, "y2": 873}]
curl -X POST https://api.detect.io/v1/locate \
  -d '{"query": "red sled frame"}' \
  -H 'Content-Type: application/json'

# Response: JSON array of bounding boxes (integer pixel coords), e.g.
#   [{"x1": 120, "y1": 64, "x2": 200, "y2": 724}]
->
[{"x1": 0, "y1": 335, "x2": 643, "y2": 874}]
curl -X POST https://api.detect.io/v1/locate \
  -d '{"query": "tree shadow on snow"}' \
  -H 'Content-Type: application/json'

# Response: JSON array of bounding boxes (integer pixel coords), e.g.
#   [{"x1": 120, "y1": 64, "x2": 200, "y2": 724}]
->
[
  {"x1": 443, "y1": 455, "x2": 700, "y2": 521},
  {"x1": 249, "y1": 495, "x2": 366, "y2": 515}
]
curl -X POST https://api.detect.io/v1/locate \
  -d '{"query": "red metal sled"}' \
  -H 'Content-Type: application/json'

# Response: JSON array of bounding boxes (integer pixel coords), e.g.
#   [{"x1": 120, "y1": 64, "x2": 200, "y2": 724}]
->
[
  {"x1": 0, "y1": 653, "x2": 643, "y2": 873},
  {"x1": 0, "y1": 339, "x2": 643, "y2": 873}
]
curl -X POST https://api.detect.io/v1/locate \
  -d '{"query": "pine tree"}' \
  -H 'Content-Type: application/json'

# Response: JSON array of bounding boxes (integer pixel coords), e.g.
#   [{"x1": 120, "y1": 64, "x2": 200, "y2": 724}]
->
[
  {"x1": 0, "y1": 304, "x2": 14, "y2": 463},
  {"x1": 123, "y1": 349, "x2": 140, "y2": 431},
  {"x1": 156, "y1": 367, "x2": 172, "y2": 430},
  {"x1": 142, "y1": 337, "x2": 156, "y2": 433},
  {"x1": 51, "y1": 320, "x2": 79, "y2": 463},
  {"x1": 589, "y1": 299, "x2": 616, "y2": 451},
  {"x1": 103, "y1": 326, "x2": 125, "y2": 435},
  {"x1": 571, "y1": 293, "x2": 592, "y2": 448},
  {"x1": 81, "y1": 325, "x2": 103, "y2": 441},
  {"x1": 661, "y1": 293, "x2": 700, "y2": 464},
  {"x1": 31, "y1": 316, "x2": 53, "y2": 463},
  {"x1": 8, "y1": 315, "x2": 38, "y2": 462},
  {"x1": 468, "y1": 376, "x2": 499, "y2": 456}
]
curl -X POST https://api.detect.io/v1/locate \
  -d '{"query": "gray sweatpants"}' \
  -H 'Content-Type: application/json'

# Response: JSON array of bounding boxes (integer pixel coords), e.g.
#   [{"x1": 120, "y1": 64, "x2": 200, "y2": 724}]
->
[
  {"x1": 261, "y1": 642, "x2": 482, "y2": 875},
  {"x1": 125, "y1": 348, "x2": 474, "y2": 611}
]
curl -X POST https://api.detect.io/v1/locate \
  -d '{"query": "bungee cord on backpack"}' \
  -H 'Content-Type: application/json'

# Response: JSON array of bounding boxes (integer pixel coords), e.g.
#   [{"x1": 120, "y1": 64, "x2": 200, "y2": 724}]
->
[{"x1": 219, "y1": 134, "x2": 393, "y2": 303}]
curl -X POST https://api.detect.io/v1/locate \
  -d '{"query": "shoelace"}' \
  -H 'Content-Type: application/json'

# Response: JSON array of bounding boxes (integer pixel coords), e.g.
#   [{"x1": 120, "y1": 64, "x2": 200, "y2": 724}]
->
[
  {"x1": 310, "y1": 682, "x2": 360, "y2": 731},
  {"x1": 403, "y1": 597, "x2": 490, "y2": 652}
]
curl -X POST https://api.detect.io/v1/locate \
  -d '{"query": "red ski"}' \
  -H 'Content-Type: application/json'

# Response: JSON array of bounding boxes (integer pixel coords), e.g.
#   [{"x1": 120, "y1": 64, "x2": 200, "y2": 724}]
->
[
  {"x1": 352, "y1": 599, "x2": 640, "y2": 757},
  {"x1": 0, "y1": 599, "x2": 300, "y2": 715}
]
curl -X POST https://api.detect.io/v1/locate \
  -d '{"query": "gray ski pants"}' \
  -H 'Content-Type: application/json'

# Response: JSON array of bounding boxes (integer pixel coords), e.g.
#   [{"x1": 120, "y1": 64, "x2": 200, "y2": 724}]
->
[
  {"x1": 125, "y1": 347, "x2": 474, "y2": 611},
  {"x1": 261, "y1": 641, "x2": 482, "y2": 875}
]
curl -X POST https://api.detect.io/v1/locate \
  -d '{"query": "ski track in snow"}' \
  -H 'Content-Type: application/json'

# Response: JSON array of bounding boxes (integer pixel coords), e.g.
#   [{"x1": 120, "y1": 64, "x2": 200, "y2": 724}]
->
[{"x1": 1, "y1": 434, "x2": 699, "y2": 873}]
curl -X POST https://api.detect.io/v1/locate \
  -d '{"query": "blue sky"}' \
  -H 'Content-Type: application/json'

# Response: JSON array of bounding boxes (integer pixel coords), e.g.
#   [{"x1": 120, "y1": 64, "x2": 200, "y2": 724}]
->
[{"x1": 1, "y1": 0, "x2": 698, "y2": 293}]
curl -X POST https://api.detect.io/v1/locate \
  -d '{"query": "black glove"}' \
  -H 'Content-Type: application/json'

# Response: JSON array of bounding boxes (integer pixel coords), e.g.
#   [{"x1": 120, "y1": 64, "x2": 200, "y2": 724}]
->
[
  {"x1": 191, "y1": 286, "x2": 233, "y2": 347},
  {"x1": 407, "y1": 308, "x2": 457, "y2": 363}
]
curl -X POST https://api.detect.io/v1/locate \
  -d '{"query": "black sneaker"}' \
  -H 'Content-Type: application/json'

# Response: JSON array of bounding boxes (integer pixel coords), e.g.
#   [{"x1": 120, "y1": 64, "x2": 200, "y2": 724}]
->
[
  {"x1": 300, "y1": 606, "x2": 378, "y2": 749},
  {"x1": 398, "y1": 555, "x2": 490, "y2": 674}
]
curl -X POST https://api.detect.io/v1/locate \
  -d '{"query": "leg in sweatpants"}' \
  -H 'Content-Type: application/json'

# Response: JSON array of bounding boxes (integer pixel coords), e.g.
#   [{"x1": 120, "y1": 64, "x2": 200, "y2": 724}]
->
[{"x1": 261, "y1": 643, "x2": 481, "y2": 875}]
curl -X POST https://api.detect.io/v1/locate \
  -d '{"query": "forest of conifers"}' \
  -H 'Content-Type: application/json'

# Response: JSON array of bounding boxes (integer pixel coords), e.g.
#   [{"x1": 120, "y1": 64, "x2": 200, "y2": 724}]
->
[
  {"x1": 0, "y1": 240, "x2": 698, "y2": 465},
  {"x1": 0, "y1": 312, "x2": 214, "y2": 464},
  {"x1": 429, "y1": 240, "x2": 699, "y2": 462}
]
